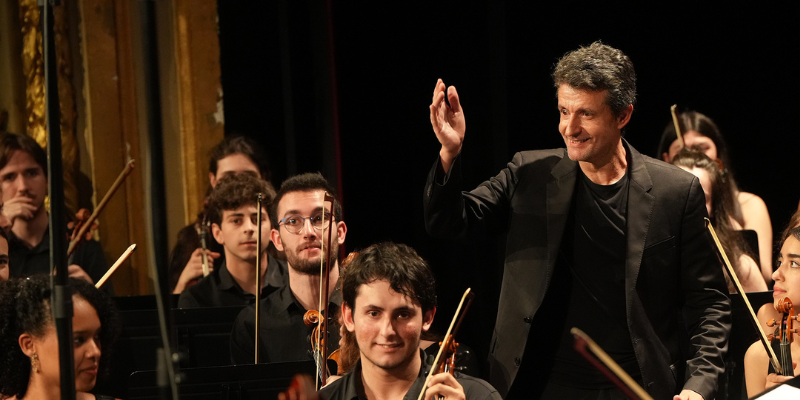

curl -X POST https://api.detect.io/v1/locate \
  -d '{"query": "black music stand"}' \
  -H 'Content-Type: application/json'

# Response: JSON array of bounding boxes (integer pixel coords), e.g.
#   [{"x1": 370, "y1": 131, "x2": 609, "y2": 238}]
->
[{"x1": 127, "y1": 361, "x2": 316, "y2": 400}]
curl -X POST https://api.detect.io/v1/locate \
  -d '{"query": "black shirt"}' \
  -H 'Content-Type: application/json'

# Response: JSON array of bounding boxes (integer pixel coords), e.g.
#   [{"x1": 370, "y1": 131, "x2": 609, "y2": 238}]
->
[
  {"x1": 550, "y1": 167, "x2": 638, "y2": 386},
  {"x1": 177, "y1": 255, "x2": 288, "y2": 308},
  {"x1": 513, "y1": 167, "x2": 637, "y2": 397},
  {"x1": 8, "y1": 228, "x2": 113, "y2": 294},
  {"x1": 229, "y1": 283, "x2": 342, "y2": 365},
  {"x1": 319, "y1": 350, "x2": 501, "y2": 400}
]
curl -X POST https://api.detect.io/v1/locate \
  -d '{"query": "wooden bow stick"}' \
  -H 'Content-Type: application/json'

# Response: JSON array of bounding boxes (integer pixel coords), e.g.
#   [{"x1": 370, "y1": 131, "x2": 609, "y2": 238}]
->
[
  {"x1": 572, "y1": 328, "x2": 653, "y2": 400},
  {"x1": 254, "y1": 192, "x2": 264, "y2": 364},
  {"x1": 670, "y1": 104, "x2": 684, "y2": 148},
  {"x1": 67, "y1": 159, "x2": 135, "y2": 256},
  {"x1": 706, "y1": 218, "x2": 784, "y2": 374},
  {"x1": 417, "y1": 288, "x2": 474, "y2": 400},
  {"x1": 95, "y1": 244, "x2": 136, "y2": 289}
]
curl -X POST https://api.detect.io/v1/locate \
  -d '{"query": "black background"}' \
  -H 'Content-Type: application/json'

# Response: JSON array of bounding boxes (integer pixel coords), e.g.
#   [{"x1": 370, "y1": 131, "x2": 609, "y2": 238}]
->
[{"x1": 217, "y1": 1, "x2": 799, "y2": 377}]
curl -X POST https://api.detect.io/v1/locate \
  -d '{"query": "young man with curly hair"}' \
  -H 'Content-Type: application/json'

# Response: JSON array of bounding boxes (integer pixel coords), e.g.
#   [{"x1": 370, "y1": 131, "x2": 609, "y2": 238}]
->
[{"x1": 177, "y1": 173, "x2": 287, "y2": 308}]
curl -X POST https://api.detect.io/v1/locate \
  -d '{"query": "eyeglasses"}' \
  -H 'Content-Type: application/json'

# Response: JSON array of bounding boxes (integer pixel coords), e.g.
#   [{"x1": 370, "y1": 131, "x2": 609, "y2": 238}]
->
[{"x1": 279, "y1": 212, "x2": 333, "y2": 234}]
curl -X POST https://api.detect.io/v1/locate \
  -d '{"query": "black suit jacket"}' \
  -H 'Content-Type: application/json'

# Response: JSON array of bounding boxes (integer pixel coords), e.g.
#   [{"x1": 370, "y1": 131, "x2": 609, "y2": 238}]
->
[{"x1": 423, "y1": 141, "x2": 731, "y2": 399}]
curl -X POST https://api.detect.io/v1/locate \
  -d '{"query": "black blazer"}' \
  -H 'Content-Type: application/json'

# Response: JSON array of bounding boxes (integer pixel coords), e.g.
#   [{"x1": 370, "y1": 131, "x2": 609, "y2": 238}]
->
[{"x1": 423, "y1": 141, "x2": 731, "y2": 399}]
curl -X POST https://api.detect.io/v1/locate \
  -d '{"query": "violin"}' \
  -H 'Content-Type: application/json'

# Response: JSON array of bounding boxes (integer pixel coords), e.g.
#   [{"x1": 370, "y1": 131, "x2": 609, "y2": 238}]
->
[
  {"x1": 766, "y1": 297, "x2": 798, "y2": 376},
  {"x1": 417, "y1": 288, "x2": 474, "y2": 400},
  {"x1": 302, "y1": 251, "x2": 359, "y2": 380}
]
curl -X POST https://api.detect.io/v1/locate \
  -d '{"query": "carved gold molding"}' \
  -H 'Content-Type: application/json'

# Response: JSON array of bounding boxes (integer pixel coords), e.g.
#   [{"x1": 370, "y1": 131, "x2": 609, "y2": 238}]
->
[{"x1": 18, "y1": 0, "x2": 78, "y2": 214}]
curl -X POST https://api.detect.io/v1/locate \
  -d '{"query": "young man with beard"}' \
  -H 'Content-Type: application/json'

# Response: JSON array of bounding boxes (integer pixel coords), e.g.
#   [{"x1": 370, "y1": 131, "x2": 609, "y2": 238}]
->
[
  {"x1": 319, "y1": 242, "x2": 500, "y2": 400},
  {"x1": 177, "y1": 173, "x2": 288, "y2": 308},
  {"x1": 0, "y1": 133, "x2": 109, "y2": 291},
  {"x1": 230, "y1": 172, "x2": 345, "y2": 364}
]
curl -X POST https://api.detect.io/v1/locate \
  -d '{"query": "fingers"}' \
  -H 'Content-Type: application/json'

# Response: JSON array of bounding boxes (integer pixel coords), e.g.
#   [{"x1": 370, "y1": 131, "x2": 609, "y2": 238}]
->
[
  {"x1": 424, "y1": 373, "x2": 465, "y2": 400},
  {"x1": 447, "y1": 86, "x2": 462, "y2": 114}
]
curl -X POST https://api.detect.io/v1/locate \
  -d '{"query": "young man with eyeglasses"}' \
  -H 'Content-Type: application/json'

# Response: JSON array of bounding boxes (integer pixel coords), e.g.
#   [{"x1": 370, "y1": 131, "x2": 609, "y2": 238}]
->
[
  {"x1": 177, "y1": 173, "x2": 288, "y2": 308},
  {"x1": 230, "y1": 172, "x2": 346, "y2": 365}
]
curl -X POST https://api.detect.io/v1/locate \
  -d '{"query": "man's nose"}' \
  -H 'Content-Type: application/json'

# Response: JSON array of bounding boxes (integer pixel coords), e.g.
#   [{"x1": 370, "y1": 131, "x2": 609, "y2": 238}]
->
[
  {"x1": 302, "y1": 218, "x2": 318, "y2": 238},
  {"x1": 563, "y1": 114, "x2": 581, "y2": 136},
  {"x1": 15, "y1": 174, "x2": 29, "y2": 191},
  {"x1": 379, "y1": 318, "x2": 397, "y2": 338}
]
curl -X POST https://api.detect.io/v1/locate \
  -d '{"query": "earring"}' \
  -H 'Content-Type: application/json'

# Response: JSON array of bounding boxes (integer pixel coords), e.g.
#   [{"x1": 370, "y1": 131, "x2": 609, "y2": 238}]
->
[{"x1": 31, "y1": 353, "x2": 39, "y2": 373}]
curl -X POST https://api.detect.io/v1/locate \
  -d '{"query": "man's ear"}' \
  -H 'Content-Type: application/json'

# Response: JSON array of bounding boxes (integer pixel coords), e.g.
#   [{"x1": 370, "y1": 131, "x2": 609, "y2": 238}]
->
[
  {"x1": 209, "y1": 172, "x2": 217, "y2": 188},
  {"x1": 421, "y1": 307, "x2": 436, "y2": 332},
  {"x1": 335, "y1": 221, "x2": 347, "y2": 246},
  {"x1": 271, "y1": 229, "x2": 284, "y2": 252},
  {"x1": 211, "y1": 223, "x2": 224, "y2": 246},
  {"x1": 661, "y1": 152, "x2": 670, "y2": 162},
  {"x1": 18, "y1": 333, "x2": 35, "y2": 357},
  {"x1": 616, "y1": 104, "x2": 633, "y2": 130},
  {"x1": 343, "y1": 303, "x2": 356, "y2": 333}
]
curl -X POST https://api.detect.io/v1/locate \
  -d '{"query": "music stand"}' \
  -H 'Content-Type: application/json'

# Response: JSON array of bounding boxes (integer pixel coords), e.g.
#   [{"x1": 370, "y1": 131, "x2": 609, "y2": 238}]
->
[{"x1": 127, "y1": 361, "x2": 316, "y2": 400}]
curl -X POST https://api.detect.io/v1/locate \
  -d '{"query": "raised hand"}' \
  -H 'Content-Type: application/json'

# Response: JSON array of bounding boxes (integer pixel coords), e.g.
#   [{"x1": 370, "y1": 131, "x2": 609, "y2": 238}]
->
[{"x1": 429, "y1": 79, "x2": 465, "y2": 173}]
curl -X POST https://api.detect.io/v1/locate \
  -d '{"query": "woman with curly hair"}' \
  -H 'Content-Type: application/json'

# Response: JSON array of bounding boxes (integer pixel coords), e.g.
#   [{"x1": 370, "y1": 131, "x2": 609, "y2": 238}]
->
[{"x1": 0, "y1": 275, "x2": 120, "y2": 399}]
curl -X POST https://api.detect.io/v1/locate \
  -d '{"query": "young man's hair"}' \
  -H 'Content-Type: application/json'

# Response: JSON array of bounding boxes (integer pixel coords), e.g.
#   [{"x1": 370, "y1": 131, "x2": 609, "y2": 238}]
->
[
  {"x1": 341, "y1": 242, "x2": 437, "y2": 314},
  {"x1": 207, "y1": 173, "x2": 277, "y2": 226},
  {"x1": 0, "y1": 132, "x2": 48, "y2": 177},
  {"x1": 208, "y1": 135, "x2": 271, "y2": 182},
  {"x1": 552, "y1": 41, "x2": 636, "y2": 118},
  {"x1": 270, "y1": 172, "x2": 342, "y2": 228},
  {"x1": 0, "y1": 276, "x2": 120, "y2": 398}
]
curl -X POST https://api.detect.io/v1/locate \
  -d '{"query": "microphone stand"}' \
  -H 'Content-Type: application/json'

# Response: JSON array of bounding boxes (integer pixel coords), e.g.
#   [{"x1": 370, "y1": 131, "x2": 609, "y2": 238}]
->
[
  {"x1": 39, "y1": 1, "x2": 75, "y2": 399},
  {"x1": 140, "y1": 1, "x2": 180, "y2": 398}
]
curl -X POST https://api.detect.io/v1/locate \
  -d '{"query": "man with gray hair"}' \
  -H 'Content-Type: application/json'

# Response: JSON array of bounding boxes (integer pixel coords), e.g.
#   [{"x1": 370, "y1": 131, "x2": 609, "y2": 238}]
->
[{"x1": 424, "y1": 41, "x2": 730, "y2": 400}]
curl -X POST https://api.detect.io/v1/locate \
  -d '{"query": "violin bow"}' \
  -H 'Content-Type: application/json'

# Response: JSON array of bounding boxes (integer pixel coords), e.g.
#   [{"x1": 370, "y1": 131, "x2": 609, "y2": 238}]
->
[
  {"x1": 670, "y1": 104, "x2": 684, "y2": 149},
  {"x1": 67, "y1": 159, "x2": 135, "y2": 256},
  {"x1": 254, "y1": 192, "x2": 263, "y2": 364},
  {"x1": 314, "y1": 192, "x2": 336, "y2": 389},
  {"x1": 95, "y1": 244, "x2": 136, "y2": 289},
  {"x1": 571, "y1": 328, "x2": 653, "y2": 400},
  {"x1": 706, "y1": 218, "x2": 784, "y2": 374},
  {"x1": 416, "y1": 288, "x2": 475, "y2": 400},
  {"x1": 197, "y1": 213, "x2": 211, "y2": 277}
]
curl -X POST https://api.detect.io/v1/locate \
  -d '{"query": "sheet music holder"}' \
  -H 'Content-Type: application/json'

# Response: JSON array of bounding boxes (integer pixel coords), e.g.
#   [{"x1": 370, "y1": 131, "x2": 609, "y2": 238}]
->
[
  {"x1": 93, "y1": 298, "x2": 247, "y2": 398},
  {"x1": 126, "y1": 361, "x2": 316, "y2": 400}
]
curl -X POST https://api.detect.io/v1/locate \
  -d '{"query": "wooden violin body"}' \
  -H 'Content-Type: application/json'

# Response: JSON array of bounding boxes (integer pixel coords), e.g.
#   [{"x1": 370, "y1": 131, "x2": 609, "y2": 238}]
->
[{"x1": 767, "y1": 297, "x2": 798, "y2": 376}]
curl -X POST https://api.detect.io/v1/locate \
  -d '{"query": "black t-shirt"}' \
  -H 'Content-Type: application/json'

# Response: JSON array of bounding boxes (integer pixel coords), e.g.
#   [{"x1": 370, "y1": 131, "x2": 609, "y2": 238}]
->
[
  {"x1": 512, "y1": 167, "x2": 639, "y2": 397},
  {"x1": 229, "y1": 284, "x2": 342, "y2": 365},
  {"x1": 177, "y1": 255, "x2": 288, "y2": 308},
  {"x1": 319, "y1": 350, "x2": 501, "y2": 400},
  {"x1": 8, "y1": 228, "x2": 113, "y2": 294}
]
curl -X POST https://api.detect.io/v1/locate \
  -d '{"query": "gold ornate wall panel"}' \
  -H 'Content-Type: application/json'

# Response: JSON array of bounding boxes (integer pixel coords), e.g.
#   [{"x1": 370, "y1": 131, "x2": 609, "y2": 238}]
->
[
  {"x1": 18, "y1": 0, "x2": 79, "y2": 214},
  {"x1": 174, "y1": 0, "x2": 225, "y2": 225}
]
